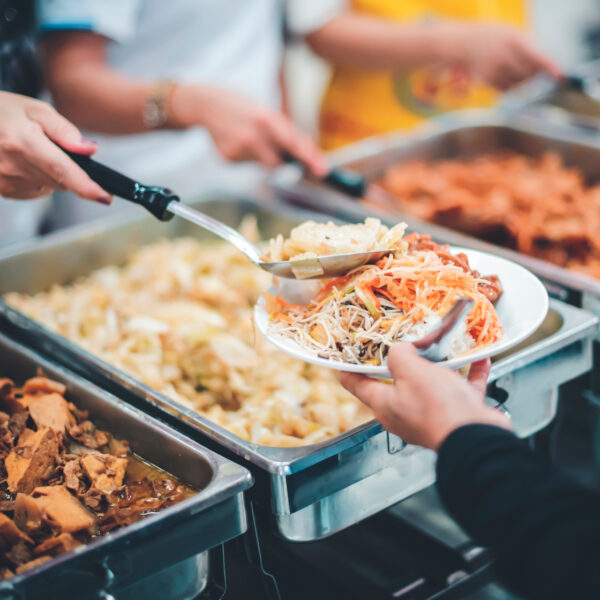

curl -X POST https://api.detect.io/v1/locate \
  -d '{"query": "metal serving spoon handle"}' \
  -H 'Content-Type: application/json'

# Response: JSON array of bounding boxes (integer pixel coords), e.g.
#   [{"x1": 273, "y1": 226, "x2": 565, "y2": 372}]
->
[
  {"x1": 60, "y1": 146, "x2": 393, "y2": 279},
  {"x1": 60, "y1": 146, "x2": 264, "y2": 262},
  {"x1": 280, "y1": 151, "x2": 367, "y2": 197}
]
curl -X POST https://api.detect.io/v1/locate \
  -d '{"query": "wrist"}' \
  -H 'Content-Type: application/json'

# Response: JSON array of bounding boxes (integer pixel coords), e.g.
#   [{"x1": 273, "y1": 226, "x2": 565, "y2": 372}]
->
[
  {"x1": 142, "y1": 80, "x2": 179, "y2": 130},
  {"x1": 433, "y1": 408, "x2": 512, "y2": 451},
  {"x1": 165, "y1": 83, "x2": 190, "y2": 129},
  {"x1": 426, "y1": 21, "x2": 470, "y2": 65},
  {"x1": 168, "y1": 84, "x2": 215, "y2": 130}
]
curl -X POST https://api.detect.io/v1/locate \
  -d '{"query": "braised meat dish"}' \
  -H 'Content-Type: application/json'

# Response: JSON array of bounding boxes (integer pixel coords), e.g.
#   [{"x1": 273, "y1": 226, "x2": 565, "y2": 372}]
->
[{"x1": 0, "y1": 374, "x2": 194, "y2": 579}]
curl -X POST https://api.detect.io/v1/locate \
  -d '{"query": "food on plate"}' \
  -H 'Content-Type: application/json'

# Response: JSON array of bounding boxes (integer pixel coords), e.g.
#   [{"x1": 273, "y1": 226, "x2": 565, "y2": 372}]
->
[
  {"x1": 265, "y1": 233, "x2": 503, "y2": 365},
  {"x1": 0, "y1": 373, "x2": 194, "y2": 579},
  {"x1": 5, "y1": 229, "x2": 371, "y2": 448},
  {"x1": 376, "y1": 152, "x2": 600, "y2": 278},
  {"x1": 263, "y1": 217, "x2": 407, "y2": 262}
]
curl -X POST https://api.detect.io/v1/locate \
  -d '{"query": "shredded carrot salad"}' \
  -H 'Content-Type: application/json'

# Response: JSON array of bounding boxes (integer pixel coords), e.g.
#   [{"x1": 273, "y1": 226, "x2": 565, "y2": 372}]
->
[{"x1": 266, "y1": 234, "x2": 503, "y2": 365}]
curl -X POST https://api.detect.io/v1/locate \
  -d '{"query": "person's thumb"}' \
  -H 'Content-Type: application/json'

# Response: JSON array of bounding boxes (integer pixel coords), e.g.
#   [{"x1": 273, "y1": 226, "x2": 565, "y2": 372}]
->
[
  {"x1": 387, "y1": 342, "x2": 420, "y2": 379},
  {"x1": 467, "y1": 358, "x2": 491, "y2": 397}
]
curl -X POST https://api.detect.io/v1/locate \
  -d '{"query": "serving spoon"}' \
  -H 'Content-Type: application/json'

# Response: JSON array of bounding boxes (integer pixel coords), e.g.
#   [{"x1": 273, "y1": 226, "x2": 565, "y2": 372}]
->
[{"x1": 61, "y1": 148, "x2": 394, "y2": 280}]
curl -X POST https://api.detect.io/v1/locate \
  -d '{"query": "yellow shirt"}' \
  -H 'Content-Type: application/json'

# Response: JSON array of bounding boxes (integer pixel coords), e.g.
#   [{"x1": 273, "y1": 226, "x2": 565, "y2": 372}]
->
[{"x1": 319, "y1": 0, "x2": 526, "y2": 150}]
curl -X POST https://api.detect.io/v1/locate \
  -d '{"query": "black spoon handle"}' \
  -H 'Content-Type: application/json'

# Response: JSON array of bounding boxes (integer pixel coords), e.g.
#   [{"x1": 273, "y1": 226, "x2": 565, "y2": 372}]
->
[
  {"x1": 280, "y1": 151, "x2": 367, "y2": 198},
  {"x1": 564, "y1": 74, "x2": 586, "y2": 93},
  {"x1": 59, "y1": 145, "x2": 179, "y2": 221}
]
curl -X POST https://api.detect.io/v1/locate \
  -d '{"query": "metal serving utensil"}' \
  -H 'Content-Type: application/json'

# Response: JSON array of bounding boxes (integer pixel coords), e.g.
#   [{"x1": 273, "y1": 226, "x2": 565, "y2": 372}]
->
[
  {"x1": 61, "y1": 148, "x2": 394, "y2": 280},
  {"x1": 411, "y1": 298, "x2": 474, "y2": 361},
  {"x1": 169, "y1": 202, "x2": 393, "y2": 279}
]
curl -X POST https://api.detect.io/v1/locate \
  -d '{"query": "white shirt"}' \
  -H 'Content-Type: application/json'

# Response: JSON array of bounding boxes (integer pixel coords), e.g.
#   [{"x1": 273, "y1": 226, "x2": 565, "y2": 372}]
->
[
  {"x1": 38, "y1": 0, "x2": 286, "y2": 202},
  {"x1": 34, "y1": 0, "x2": 347, "y2": 229}
]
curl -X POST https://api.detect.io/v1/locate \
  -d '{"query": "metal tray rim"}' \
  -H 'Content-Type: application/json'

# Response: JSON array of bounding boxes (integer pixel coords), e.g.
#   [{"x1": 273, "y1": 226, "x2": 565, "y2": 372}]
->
[
  {"x1": 0, "y1": 332, "x2": 252, "y2": 589},
  {"x1": 326, "y1": 107, "x2": 600, "y2": 167}
]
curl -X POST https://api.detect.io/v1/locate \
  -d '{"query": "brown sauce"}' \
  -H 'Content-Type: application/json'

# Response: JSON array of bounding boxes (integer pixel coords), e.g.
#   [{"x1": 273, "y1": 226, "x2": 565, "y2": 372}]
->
[{"x1": 0, "y1": 372, "x2": 196, "y2": 579}]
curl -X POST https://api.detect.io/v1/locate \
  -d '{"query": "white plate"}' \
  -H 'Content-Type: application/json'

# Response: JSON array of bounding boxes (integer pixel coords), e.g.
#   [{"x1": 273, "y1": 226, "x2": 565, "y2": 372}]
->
[{"x1": 254, "y1": 247, "x2": 549, "y2": 378}]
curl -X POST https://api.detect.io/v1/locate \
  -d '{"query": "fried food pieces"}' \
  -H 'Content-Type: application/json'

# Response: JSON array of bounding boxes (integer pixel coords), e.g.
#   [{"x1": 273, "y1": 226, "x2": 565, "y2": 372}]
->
[
  {"x1": 378, "y1": 152, "x2": 600, "y2": 277},
  {"x1": 264, "y1": 217, "x2": 408, "y2": 262}
]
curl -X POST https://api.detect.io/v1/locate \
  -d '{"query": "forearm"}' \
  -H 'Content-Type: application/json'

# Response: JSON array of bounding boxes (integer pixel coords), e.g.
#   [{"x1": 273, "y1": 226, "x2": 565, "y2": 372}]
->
[
  {"x1": 49, "y1": 68, "x2": 150, "y2": 135},
  {"x1": 306, "y1": 15, "x2": 455, "y2": 71},
  {"x1": 41, "y1": 33, "x2": 153, "y2": 134},
  {"x1": 42, "y1": 35, "x2": 235, "y2": 138},
  {"x1": 40, "y1": 33, "x2": 326, "y2": 172},
  {"x1": 437, "y1": 425, "x2": 600, "y2": 600}
]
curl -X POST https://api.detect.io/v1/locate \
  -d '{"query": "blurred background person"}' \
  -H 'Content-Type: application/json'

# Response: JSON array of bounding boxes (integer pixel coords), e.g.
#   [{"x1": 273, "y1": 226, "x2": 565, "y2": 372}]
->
[
  {"x1": 289, "y1": 1, "x2": 561, "y2": 150},
  {"x1": 38, "y1": 0, "x2": 328, "y2": 229},
  {"x1": 38, "y1": 0, "x2": 560, "y2": 228}
]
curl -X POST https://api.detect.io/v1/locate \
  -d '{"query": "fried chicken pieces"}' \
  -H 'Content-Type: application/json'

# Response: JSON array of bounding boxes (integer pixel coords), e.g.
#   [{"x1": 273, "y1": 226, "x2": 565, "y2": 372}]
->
[
  {"x1": 0, "y1": 373, "x2": 192, "y2": 579},
  {"x1": 378, "y1": 152, "x2": 600, "y2": 277}
]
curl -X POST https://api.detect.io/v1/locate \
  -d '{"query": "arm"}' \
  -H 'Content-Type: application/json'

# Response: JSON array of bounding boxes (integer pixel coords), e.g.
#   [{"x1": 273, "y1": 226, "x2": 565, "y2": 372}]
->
[
  {"x1": 0, "y1": 91, "x2": 110, "y2": 201},
  {"x1": 306, "y1": 16, "x2": 561, "y2": 90},
  {"x1": 41, "y1": 32, "x2": 148, "y2": 135},
  {"x1": 306, "y1": 16, "x2": 452, "y2": 71},
  {"x1": 340, "y1": 344, "x2": 600, "y2": 600},
  {"x1": 438, "y1": 425, "x2": 600, "y2": 600},
  {"x1": 42, "y1": 32, "x2": 327, "y2": 173}
]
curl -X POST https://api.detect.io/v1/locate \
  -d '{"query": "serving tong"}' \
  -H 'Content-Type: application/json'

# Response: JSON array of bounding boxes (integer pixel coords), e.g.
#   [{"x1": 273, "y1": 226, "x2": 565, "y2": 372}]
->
[
  {"x1": 62, "y1": 148, "x2": 394, "y2": 280},
  {"x1": 411, "y1": 297, "x2": 473, "y2": 361}
]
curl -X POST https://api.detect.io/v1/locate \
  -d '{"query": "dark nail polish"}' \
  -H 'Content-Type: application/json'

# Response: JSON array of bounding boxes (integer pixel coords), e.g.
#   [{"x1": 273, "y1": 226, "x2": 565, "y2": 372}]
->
[{"x1": 96, "y1": 196, "x2": 112, "y2": 205}]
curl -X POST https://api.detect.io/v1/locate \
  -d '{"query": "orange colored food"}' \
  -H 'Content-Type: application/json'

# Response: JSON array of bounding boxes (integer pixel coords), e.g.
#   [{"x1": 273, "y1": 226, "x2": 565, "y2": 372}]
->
[
  {"x1": 377, "y1": 152, "x2": 600, "y2": 278},
  {"x1": 268, "y1": 234, "x2": 502, "y2": 365}
]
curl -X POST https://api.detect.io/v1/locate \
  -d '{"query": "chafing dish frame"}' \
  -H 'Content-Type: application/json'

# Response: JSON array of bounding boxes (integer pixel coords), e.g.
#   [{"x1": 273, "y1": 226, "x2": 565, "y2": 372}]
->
[
  {"x1": 0, "y1": 332, "x2": 251, "y2": 600},
  {"x1": 0, "y1": 196, "x2": 596, "y2": 541}
]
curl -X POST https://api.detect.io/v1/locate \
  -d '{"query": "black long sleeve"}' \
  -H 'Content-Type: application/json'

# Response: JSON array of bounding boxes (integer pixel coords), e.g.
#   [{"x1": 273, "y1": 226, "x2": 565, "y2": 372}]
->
[{"x1": 436, "y1": 424, "x2": 600, "y2": 600}]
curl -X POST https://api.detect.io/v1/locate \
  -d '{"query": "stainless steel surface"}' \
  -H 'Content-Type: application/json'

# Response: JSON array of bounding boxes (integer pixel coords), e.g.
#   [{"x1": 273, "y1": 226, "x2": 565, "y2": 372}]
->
[
  {"x1": 270, "y1": 108, "x2": 600, "y2": 299},
  {"x1": 0, "y1": 332, "x2": 251, "y2": 599},
  {"x1": 168, "y1": 201, "x2": 262, "y2": 263},
  {"x1": 169, "y1": 200, "x2": 392, "y2": 280},
  {"x1": 0, "y1": 196, "x2": 596, "y2": 541}
]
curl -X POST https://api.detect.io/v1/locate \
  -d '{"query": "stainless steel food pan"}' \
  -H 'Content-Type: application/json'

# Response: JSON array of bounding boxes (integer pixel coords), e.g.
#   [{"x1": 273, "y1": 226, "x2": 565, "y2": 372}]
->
[
  {"x1": 269, "y1": 108, "x2": 600, "y2": 300},
  {"x1": 0, "y1": 333, "x2": 251, "y2": 600},
  {"x1": 0, "y1": 196, "x2": 596, "y2": 541}
]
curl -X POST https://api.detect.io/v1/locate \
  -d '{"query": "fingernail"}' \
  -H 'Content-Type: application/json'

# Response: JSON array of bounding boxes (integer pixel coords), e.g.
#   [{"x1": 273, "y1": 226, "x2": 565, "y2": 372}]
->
[
  {"x1": 95, "y1": 195, "x2": 112, "y2": 205},
  {"x1": 81, "y1": 137, "x2": 97, "y2": 145}
]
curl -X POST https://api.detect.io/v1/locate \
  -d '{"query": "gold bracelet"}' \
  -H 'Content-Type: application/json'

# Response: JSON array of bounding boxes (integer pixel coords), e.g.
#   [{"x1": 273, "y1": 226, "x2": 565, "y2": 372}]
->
[{"x1": 142, "y1": 80, "x2": 176, "y2": 129}]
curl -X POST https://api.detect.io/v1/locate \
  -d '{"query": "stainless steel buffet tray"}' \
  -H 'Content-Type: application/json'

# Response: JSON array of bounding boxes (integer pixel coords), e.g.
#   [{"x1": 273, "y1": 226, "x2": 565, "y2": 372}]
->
[
  {"x1": 269, "y1": 108, "x2": 600, "y2": 301},
  {"x1": 0, "y1": 197, "x2": 596, "y2": 542},
  {"x1": 0, "y1": 332, "x2": 251, "y2": 600}
]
